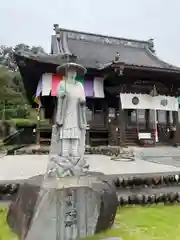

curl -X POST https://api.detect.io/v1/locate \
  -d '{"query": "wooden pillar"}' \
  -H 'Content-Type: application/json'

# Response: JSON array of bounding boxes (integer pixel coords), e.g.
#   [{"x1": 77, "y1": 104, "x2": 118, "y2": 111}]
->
[
  {"x1": 85, "y1": 100, "x2": 92, "y2": 147},
  {"x1": 145, "y1": 109, "x2": 149, "y2": 130},
  {"x1": 36, "y1": 108, "x2": 41, "y2": 146},
  {"x1": 119, "y1": 91, "x2": 126, "y2": 146},
  {"x1": 166, "y1": 111, "x2": 170, "y2": 125},
  {"x1": 172, "y1": 111, "x2": 180, "y2": 144}
]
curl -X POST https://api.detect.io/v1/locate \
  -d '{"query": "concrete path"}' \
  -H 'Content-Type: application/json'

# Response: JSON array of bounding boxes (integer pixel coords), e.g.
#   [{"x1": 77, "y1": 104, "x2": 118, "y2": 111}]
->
[
  {"x1": 134, "y1": 146, "x2": 180, "y2": 167},
  {"x1": 0, "y1": 154, "x2": 180, "y2": 181}
]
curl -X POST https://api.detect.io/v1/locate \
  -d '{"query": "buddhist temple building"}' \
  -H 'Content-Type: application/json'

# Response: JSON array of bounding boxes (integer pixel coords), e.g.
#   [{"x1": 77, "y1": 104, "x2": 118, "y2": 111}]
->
[{"x1": 14, "y1": 24, "x2": 180, "y2": 147}]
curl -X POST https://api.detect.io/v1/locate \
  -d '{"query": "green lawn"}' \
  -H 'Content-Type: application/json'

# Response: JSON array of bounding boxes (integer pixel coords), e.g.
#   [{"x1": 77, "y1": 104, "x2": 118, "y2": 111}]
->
[
  {"x1": 0, "y1": 208, "x2": 17, "y2": 240},
  {"x1": 1, "y1": 205, "x2": 180, "y2": 240}
]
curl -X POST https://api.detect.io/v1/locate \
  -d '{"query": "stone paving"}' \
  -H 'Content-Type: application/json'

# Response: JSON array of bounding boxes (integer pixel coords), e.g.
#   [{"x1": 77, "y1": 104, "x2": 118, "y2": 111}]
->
[
  {"x1": 134, "y1": 146, "x2": 180, "y2": 167},
  {"x1": 0, "y1": 152, "x2": 180, "y2": 182}
]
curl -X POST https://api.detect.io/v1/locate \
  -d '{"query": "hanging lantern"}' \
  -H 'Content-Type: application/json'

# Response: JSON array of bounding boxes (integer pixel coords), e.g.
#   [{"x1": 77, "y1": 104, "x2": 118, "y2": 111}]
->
[
  {"x1": 119, "y1": 63, "x2": 125, "y2": 75},
  {"x1": 149, "y1": 85, "x2": 158, "y2": 97},
  {"x1": 114, "y1": 62, "x2": 125, "y2": 76}
]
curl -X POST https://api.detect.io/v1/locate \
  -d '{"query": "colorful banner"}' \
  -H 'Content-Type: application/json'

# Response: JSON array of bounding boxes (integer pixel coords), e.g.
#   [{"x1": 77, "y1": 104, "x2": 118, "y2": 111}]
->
[
  {"x1": 34, "y1": 78, "x2": 42, "y2": 104},
  {"x1": 34, "y1": 74, "x2": 104, "y2": 105},
  {"x1": 42, "y1": 73, "x2": 52, "y2": 96},
  {"x1": 84, "y1": 79, "x2": 93, "y2": 97},
  {"x1": 51, "y1": 74, "x2": 62, "y2": 96},
  {"x1": 93, "y1": 77, "x2": 104, "y2": 98},
  {"x1": 178, "y1": 96, "x2": 180, "y2": 104},
  {"x1": 75, "y1": 76, "x2": 84, "y2": 85},
  {"x1": 75, "y1": 77, "x2": 93, "y2": 97}
]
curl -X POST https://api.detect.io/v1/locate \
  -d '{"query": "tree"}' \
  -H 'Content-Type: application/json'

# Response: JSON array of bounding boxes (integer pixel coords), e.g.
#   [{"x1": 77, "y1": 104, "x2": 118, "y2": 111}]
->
[
  {"x1": 0, "y1": 45, "x2": 17, "y2": 71},
  {"x1": 14, "y1": 43, "x2": 30, "y2": 53},
  {"x1": 0, "y1": 67, "x2": 30, "y2": 122},
  {"x1": 31, "y1": 46, "x2": 45, "y2": 54},
  {"x1": 0, "y1": 43, "x2": 47, "y2": 118},
  {"x1": 0, "y1": 43, "x2": 46, "y2": 71},
  {"x1": 0, "y1": 67, "x2": 26, "y2": 105}
]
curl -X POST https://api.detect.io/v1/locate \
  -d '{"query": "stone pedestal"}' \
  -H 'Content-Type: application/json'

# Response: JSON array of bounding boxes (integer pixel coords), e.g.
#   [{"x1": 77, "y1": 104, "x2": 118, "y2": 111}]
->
[{"x1": 7, "y1": 174, "x2": 118, "y2": 240}]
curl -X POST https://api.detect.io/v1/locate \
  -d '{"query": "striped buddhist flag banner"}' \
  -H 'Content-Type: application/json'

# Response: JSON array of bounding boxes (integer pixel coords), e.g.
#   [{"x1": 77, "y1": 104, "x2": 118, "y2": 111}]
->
[
  {"x1": 93, "y1": 77, "x2": 104, "y2": 98},
  {"x1": 34, "y1": 78, "x2": 42, "y2": 105},
  {"x1": 75, "y1": 76, "x2": 84, "y2": 85},
  {"x1": 178, "y1": 96, "x2": 180, "y2": 105},
  {"x1": 84, "y1": 78, "x2": 94, "y2": 97},
  {"x1": 51, "y1": 74, "x2": 63, "y2": 96},
  {"x1": 42, "y1": 73, "x2": 52, "y2": 96},
  {"x1": 75, "y1": 76, "x2": 94, "y2": 97},
  {"x1": 34, "y1": 74, "x2": 102, "y2": 100}
]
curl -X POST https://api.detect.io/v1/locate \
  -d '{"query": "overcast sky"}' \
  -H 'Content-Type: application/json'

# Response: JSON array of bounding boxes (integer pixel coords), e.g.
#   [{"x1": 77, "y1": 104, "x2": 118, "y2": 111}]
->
[{"x1": 0, "y1": 0, "x2": 180, "y2": 66}]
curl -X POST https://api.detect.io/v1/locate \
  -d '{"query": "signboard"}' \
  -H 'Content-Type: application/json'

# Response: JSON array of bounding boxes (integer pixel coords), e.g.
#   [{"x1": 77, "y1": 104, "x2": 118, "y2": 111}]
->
[{"x1": 138, "y1": 133, "x2": 151, "y2": 140}]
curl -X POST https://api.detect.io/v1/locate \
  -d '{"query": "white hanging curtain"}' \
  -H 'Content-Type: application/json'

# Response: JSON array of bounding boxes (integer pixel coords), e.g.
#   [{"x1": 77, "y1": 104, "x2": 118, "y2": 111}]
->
[
  {"x1": 120, "y1": 93, "x2": 178, "y2": 111},
  {"x1": 120, "y1": 93, "x2": 153, "y2": 109},
  {"x1": 153, "y1": 96, "x2": 178, "y2": 111},
  {"x1": 93, "y1": 77, "x2": 105, "y2": 98},
  {"x1": 41, "y1": 73, "x2": 52, "y2": 96}
]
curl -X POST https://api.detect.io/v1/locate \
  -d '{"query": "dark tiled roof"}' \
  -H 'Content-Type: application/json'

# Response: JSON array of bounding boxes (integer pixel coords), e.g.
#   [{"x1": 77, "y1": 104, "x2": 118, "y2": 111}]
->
[
  {"x1": 68, "y1": 38, "x2": 165, "y2": 68},
  {"x1": 15, "y1": 27, "x2": 180, "y2": 74},
  {"x1": 14, "y1": 27, "x2": 180, "y2": 106},
  {"x1": 51, "y1": 28, "x2": 179, "y2": 71}
]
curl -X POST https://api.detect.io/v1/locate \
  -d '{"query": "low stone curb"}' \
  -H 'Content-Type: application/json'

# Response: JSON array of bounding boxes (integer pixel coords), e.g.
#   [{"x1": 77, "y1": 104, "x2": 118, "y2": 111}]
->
[
  {"x1": 11, "y1": 146, "x2": 135, "y2": 159},
  {"x1": 1, "y1": 172, "x2": 180, "y2": 205}
]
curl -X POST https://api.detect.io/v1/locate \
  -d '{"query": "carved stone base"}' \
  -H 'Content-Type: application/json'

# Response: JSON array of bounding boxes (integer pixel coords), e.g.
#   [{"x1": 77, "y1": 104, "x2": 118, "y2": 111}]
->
[{"x1": 7, "y1": 174, "x2": 118, "y2": 240}]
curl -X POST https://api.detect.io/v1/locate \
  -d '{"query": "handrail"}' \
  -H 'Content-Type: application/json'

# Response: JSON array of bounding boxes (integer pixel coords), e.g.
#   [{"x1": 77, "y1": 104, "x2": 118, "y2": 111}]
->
[
  {"x1": 0, "y1": 128, "x2": 26, "y2": 159},
  {"x1": 2, "y1": 128, "x2": 24, "y2": 144}
]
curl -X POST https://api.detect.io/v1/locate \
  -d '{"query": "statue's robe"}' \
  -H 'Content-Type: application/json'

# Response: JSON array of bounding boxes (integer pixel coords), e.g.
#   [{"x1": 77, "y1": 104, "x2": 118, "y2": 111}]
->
[{"x1": 49, "y1": 80, "x2": 87, "y2": 176}]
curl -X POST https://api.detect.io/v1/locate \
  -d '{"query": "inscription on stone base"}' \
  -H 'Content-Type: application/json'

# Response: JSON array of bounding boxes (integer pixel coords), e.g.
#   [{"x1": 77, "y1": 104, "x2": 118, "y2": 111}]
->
[{"x1": 7, "y1": 175, "x2": 118, "y2": 240}]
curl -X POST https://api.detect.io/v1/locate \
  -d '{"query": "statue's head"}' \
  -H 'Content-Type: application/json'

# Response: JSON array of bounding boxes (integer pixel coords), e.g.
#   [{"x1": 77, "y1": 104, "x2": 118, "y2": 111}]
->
[
  {"x1": 57, "y1": 62, "x2": 87, "y2": 79},
  {"x1": 66, "y1": 67, "x2": 77, "y2": 80}
]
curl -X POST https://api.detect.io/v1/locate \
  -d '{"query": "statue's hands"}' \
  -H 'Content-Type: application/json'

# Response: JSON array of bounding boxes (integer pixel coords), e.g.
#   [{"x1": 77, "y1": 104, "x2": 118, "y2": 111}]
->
[
  {"x1": 60, "y1": 92, "x2": 66, "y2": 99},
  {"x1": 58, "y1": 83, "x2": 66, "y2": 98},
  {"x1": 79, "y1": 98, "x2": 86, "y2": 105},
  {"x1": 56, "y1": 122, "x2": 63, "y2": 128}
]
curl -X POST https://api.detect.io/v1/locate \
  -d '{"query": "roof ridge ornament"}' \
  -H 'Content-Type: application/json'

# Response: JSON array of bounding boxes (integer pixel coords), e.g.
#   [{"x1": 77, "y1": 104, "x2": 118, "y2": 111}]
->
[
  {"x1": 53, "y1": 24, "x2": 59, "y2": 33},
  {"x1": 115, "y1": 52, "x2": 120, "y2": 62},
  {"x1": 147, "y1": 38, "x2": 155, "y2": 53},
  {"x1": 112, "y1": 52, "x2": 125, "y2": 75},
  {"x1": 52, "y1": 24, "x2": 73, "y2": 56}
]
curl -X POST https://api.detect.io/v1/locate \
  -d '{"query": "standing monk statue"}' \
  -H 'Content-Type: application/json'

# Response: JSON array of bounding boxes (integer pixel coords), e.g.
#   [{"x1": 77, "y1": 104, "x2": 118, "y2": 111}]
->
[
  {"x1": 7, "y1": 61, "x2": 118, "y2": 240},
  {"x1": 48, "y1": 62, "x2": 89, "y2": 178}
]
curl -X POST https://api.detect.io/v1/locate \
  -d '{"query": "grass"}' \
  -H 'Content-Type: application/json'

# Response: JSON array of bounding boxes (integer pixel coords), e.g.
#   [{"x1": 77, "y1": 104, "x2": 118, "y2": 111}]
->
[
  {"x1": 0, "y1": 208, "x2": 17, "y2": 240},
  {"x1": 1, "y1": 205, "x2": 180, "y2": 240}
]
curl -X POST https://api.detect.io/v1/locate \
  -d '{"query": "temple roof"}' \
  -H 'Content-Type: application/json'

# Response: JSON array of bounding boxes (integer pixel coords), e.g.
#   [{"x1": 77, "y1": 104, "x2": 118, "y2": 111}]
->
[
  {"x1": 51, "y1": 27, "x2": 180, "y2": 71},
  {"x1": 14, "y1": 26, "x2": 180, "y2": 107},
  {"x1": 15, "y1": 26, "x2": 180, "y2": 73}
]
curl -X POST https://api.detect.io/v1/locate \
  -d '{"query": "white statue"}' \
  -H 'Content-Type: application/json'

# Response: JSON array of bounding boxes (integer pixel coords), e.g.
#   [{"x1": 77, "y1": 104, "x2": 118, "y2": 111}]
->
[
  {"x1": 48, "y1": 63, "x2": 88, "y2": 177},
  {"x1": 24, "y1": 62, "x2": 113, "y2": 240}
]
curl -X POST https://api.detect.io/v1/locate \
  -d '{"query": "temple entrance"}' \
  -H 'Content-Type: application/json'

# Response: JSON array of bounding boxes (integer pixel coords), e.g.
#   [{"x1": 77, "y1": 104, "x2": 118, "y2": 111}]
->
[
  {"x1": 125, "y1": 109, "x2": 175, "y2": 144},
  {"x1": 125, "y1": 109, "x2": 154, "y2": 131},
  {"x1": 120, "y1": 93, "x2": 179, "y2": 146},
  {"x1": 156, "y1": 110, "x2": 173, "y2": 144},
  {"x1": 125, "y1": 110, "x2": 137, "y2": 130},
  {"x1": 125, "y1": 109, "x2": 154, "y2": 145}
]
